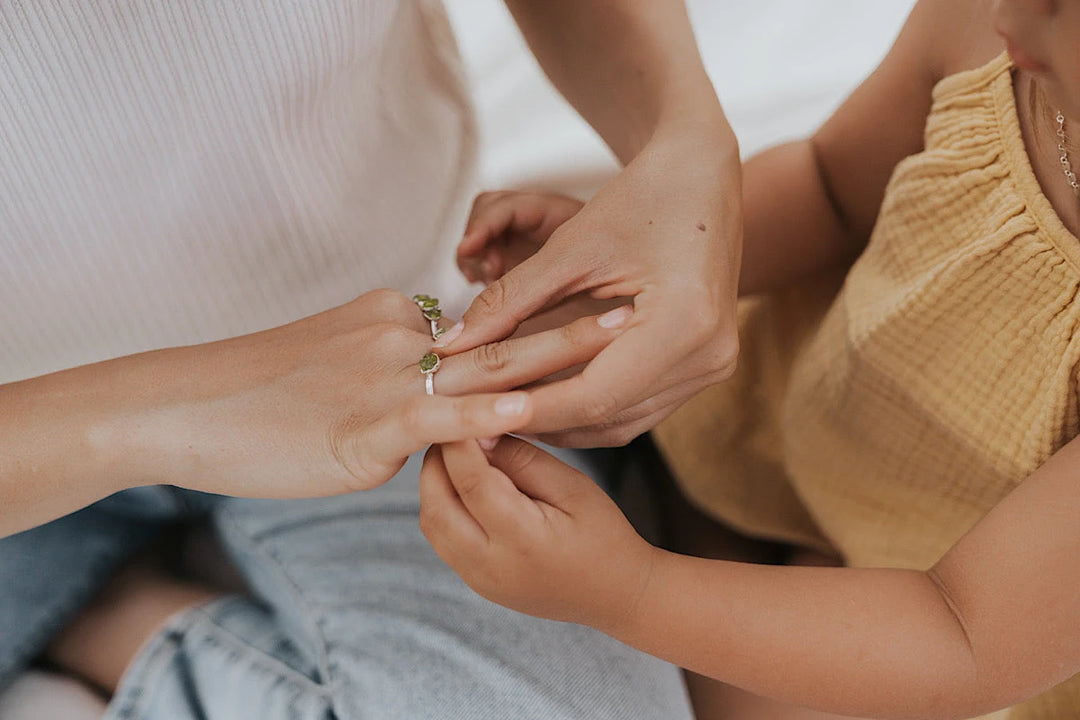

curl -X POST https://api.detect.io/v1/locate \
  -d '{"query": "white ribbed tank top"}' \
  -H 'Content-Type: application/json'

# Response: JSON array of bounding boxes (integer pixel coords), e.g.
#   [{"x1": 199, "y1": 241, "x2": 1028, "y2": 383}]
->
[{"x1": 0, "y1": 0, "x2": 477, "y2": 383}]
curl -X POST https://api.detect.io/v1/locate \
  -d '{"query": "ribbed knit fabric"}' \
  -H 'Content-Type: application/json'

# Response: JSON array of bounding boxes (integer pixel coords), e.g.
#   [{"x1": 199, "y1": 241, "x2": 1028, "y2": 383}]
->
[
  {"x1": 0, "y1": 0, "x2": 476, "y2": 384},
  {"x1": 654, "y1": 52, "x2": 1080, "y2": 719}
]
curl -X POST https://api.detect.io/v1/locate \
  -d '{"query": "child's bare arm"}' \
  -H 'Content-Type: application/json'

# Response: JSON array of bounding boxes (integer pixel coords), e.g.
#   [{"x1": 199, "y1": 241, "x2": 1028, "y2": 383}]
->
[
  {"x1": 619, "y1": 434, "x2": 1080, "y2": 719},
  {"x1": 421, "y1": 433, "x2": 1080, "y2": 720},
  {"x1": 740, "y1": 0, "x2": 976, "y2": 296}
]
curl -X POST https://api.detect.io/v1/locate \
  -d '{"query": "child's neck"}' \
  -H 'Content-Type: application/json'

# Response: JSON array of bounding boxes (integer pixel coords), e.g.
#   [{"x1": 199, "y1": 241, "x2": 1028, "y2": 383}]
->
[{"x1": 1014, "y1": 70, "x2": 1080, "y2": 238}]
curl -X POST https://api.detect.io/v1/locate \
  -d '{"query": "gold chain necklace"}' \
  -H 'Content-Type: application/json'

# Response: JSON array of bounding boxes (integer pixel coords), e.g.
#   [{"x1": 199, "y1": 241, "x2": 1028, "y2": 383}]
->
[{"x1": 1057, "y1": 110, "x2": 1080, "y2": 197}]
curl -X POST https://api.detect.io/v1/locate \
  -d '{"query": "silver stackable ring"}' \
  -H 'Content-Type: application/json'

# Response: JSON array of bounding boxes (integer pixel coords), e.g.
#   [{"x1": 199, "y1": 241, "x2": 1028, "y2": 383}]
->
[
  {"x1": 412, "y1": 294, "x2": 446, "y2": 341},
  {"x1": 420, "y1": 352, "x2": 441, "y2": 396}
]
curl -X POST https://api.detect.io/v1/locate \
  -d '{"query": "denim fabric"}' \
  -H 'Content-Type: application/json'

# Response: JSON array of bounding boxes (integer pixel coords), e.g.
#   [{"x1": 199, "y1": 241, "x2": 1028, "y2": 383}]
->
[
  {"x1": 0, "y1": 486, "x2": 203, "y2": 687},
  {"x1": 1, "y1": 451, "x2": 693, "y2": 720}
]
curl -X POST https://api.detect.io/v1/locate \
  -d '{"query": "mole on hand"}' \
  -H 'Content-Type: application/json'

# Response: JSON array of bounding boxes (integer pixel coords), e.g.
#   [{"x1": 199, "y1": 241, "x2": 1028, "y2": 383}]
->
[{"x1": 696, "y1": 223, "x2": 707, "y2": 232}]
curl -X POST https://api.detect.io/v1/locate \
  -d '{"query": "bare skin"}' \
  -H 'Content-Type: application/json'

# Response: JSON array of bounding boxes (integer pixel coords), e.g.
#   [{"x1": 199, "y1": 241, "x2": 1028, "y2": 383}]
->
[
  {"x1": 9, "y1": 0, "x2": 740, "y2": 697},
  {"x1": 420, "y1": 1, "x2": 1080, "y2": 719},
  {"x1": 438, "y1": 1, "x2": 743, "y2": 449},
  {"x1": 27, "y1": 296, "x2": 631, "y2": 695},
  {"x1": 46, "y1": 557, "x2": 219, "y2": 695}
]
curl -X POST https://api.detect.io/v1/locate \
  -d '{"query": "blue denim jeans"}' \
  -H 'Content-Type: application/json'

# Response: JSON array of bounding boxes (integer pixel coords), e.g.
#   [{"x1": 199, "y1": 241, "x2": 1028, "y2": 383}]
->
[{"x1": 0, "y1": 450, "x2": 692, "y2": 719}]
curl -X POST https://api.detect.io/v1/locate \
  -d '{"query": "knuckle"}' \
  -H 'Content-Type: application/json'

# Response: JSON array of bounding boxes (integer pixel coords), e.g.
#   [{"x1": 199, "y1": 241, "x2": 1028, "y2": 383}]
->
[
  {"x1": 680, "y1": 289, "x2": 723, "y2": 339},
  {"x1": 709, "y1": 336, "x2": 740, "y2": 379},
  {"x1": 560, "y1": 317, "x2": 591, "y2": 348},
  {"x1": 606, "y1": 426, "x2": 641, "y2": 447},
  {"x1": 687, "y1": 308, "x2": 719, "y2": 341},
  {"x1": 581, "y1": 389, "x2": 621, "y2": 426},
  {"x1": 473, "y1": 279, "x2": 509, "y2": 317},
  {"x1": 470, "y1": 191, "x2": 506, "y2": 220},
  {"x1": 455, "y1": 470, "x2": 488, "y2": 502},
  {"x1": 501, "y1": 438, "x2": 541, "y2": 474},
  {"x1": 372, "y1": 323, "x2": 421, "y2": 351},
  {"x1": 473, "y1": 340, "x2": 512, "y2": 375},
  {"x1": 474, "y1": 190, "x2": 502, "y2": 207},
  {"x1": 364, "y1": 288, "x2": 414, "y2": 319},
  {"x1": 578, "y1": 415, "x2": 638, "y2": 448}
]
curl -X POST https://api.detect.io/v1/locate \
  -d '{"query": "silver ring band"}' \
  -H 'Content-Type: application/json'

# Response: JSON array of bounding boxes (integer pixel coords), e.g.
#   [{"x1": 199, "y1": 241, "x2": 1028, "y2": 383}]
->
[
  {"x1": 414, "y1": 294, "x2": 444, "y2": 394},
  {"x1": 420, "y1": 351, "x2": 441, "y2": 396}
]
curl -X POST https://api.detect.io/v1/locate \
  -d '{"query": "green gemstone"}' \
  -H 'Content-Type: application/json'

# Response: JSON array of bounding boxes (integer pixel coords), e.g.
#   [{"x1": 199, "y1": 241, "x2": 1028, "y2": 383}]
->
[
  {"x1": 420, "y1": 352, "x2": 440, "y2": 373},
  {"x1": 420, "y1": 298, "x2": 439, "y2": 310},
  {"x1": 411, "y1": 294, "x2": 431, "y2": 303},
  {"x1": 433, "y1": 327, "x2": 447, "y2": 339},
  {"x1": 424, "y1": 308, "x2": 442, "y2": 320}
]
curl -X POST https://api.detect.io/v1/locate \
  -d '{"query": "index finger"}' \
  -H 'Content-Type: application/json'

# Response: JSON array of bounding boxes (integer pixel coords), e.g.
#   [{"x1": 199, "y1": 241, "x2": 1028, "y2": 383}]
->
[
  {"x1": 419, "y1": 445, "x2": 487, "y2": 549},
  {"x1": 441, "y1": 439, "x2": 543, "y2": 537},
  {"x1": 434, "y1": 242, "x2": 584, "y2": 354},
  {"x1": 522, "y1": 307, "x2": 702, "y2": 436}
]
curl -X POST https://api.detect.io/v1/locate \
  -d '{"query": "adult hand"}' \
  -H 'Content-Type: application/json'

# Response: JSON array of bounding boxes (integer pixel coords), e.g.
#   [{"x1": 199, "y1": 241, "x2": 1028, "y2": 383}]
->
[
  {"x1": 439, "y1": 135, "x2": 743, "y2": 447},
  {"x1": 104, "y1": 289, "x2": 632, "y2": 502},
  {"x1": 419, "y1": 435, "x2": 657, "y2": 635}
]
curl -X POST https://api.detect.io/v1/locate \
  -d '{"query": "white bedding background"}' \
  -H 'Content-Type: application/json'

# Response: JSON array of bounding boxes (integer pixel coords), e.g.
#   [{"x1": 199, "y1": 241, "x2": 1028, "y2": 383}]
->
[
  {"x1": 446, "y1": 0, "x2": 916, "y2": 193},
  {"x1": 0, "y1": 2, "x2": 914, "y2": 717}
]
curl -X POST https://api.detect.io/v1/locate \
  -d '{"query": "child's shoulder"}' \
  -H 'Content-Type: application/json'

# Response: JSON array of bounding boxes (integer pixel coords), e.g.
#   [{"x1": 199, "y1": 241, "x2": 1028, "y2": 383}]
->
[{"x1": 914, "y1": 0, "x2": 1005, "y2": 82}]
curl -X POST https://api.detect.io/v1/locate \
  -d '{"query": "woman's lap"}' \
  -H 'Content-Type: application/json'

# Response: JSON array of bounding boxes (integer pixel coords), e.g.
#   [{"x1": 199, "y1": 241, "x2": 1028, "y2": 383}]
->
[{"x1": 5, "y1": 451, "x2": 692, "y2": 719}]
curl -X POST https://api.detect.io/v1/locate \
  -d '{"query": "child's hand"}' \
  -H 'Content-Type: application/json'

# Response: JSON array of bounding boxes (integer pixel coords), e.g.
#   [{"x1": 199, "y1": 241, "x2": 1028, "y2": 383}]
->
[
  {"x1": 457, "y1": 191, "x2": 585, "y2": 285},
  {"x1": 419, "y1": 436, "x2": 657, "y2": 634}
]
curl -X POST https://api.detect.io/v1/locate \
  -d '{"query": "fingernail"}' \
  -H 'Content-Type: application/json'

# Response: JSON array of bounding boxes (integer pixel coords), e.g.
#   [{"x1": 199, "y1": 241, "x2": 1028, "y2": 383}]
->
[
  {"x1": 478, "y1": 436, "x2": 500, "y2": 451},
  {"x1": 433, "y1": 321, "x2": 464, "y2": 348},
  {"x1": 597, "y1": 305, "x2": 632, "y2": 329},
  {"x1": 494, "y1": 393, "x2": 527, "y2": 417}
]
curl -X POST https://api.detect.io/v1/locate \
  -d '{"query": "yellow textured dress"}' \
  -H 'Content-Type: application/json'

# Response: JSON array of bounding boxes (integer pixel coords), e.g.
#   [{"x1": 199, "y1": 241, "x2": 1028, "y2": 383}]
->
[{"x1": 653, "y1": 52, "x2": 1080, "y2": 720}]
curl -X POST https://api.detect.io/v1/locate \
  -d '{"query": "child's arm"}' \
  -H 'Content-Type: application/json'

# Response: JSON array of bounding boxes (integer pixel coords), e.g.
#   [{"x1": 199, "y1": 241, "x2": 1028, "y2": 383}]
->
[
  {"x1": 460, "y1": 0, "x2": 957, "y2": 298},
  {"x1": 420, "y1": 434, "x2": 1080, "y2": 720},
  {"x1": 739, "y1": 0, "x2": 968, "y2": 295}
]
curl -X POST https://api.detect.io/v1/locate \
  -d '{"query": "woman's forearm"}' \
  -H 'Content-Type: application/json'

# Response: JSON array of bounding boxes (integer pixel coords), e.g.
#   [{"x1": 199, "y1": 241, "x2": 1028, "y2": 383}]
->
[
  {"x1": 503, "y1": 0, "x2": 732, "y2": 163},
  {"x1": 0, "y1": 289, "x2": 629, "y2": 537},
  {"x1": 0, "y1": 353, "x2": 158, "y2": 537}
]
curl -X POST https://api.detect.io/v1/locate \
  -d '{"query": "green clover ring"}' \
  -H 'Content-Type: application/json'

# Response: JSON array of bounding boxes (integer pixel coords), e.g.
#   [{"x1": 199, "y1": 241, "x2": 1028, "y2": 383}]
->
[
  {"x1": 420, "y1": 352, "x2": 441, "y2": 395},
  {"x1": 412, "y1": 294, "x2": 446, "y2": 340}
]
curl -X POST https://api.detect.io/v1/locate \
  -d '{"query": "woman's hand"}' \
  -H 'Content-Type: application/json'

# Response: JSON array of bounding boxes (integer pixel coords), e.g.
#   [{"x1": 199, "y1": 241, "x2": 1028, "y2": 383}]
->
[
  {"x1": 418, "y1": 435, "x2": 657, "y2": 635},
  {"x1": 1, "y1": 289, "x2": 635, "y2": 537},
  {"x1": 436, "y1": 131, "x2": 743, "y2": 447},
  {"x1": 117, "y1": 289, "x2": 634, "y2": 500}
]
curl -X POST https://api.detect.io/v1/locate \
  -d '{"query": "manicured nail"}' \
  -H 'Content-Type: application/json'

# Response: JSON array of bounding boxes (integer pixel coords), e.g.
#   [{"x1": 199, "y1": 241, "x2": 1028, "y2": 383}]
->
[
  {"x1": 478, "y1": 436, "x2": 500, "y2": 451},
  {"x1": 494, "y1": 393, "x2": 527, "y2": 417},
  {"x1": 433, "y1": 321, "x2": 464, "y2": 348},
  {"x1": 597, "y1": 305, "x2": 633, "y2": 329}
]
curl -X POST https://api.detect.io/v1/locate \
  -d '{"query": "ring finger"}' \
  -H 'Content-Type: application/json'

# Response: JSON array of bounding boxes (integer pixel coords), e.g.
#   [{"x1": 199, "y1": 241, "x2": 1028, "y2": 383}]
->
[{"x1": 415, "y1": 306, "x2": 633, "y2": 397}]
